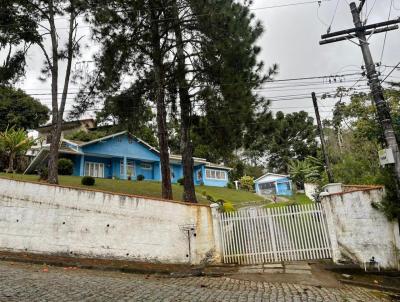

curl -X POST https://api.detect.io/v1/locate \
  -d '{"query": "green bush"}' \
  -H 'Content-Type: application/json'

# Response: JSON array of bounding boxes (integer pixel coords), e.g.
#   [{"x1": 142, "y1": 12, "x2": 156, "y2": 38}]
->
[
  {"x1": 81, "y1": 176, "x2": 95, "y2": 186},
  {"x1": 215, "y1": 198, "x2": 235, "y2": 213},
  {"x1": 38, "y1": 168, "x2": 48, "y2": 181},
  {"x1": 177, "y1": 177, "x2": 184, "y2": 186},
  {"x1": 201, "y1": 191, "x2": 207, "y2": 197},
  {"x1": 240, "y1": 175, "x2": 254, "y2": 191},
  {"x1": 137, "y1": 174, "x2": 145, "y2": 181},
  {"x1": 227, "y1": 182, "x2": 235, "y2": 189},
  {"x1": 58, "y1": 158, "x2": 74, "y2": 175},
  {"x1": 223, "y1": 202, "x2": 235, "y2": 213},
  {"x1": 206, "y1": 195, "x2": 215, "y2": 203}
]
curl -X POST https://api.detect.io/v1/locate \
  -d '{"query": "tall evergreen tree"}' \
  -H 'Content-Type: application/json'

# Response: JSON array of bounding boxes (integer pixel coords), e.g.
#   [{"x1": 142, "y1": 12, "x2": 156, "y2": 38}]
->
[
  {"x1": 0, "y1": 0, "x2": 41, "y2": 85},
  {"x1": 70, "y1": 0, "x2": 174, "y2": 199},
  {"x1": 0, "y1": 0, "x2": 89, "y2": 184},
  {"x1": 71, "y1": 0, "x2": 275, "y2": 202}
]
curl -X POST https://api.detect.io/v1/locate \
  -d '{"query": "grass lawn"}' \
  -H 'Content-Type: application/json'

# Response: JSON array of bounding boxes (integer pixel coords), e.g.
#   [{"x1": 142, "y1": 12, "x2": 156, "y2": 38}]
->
[
  {"x1": 0, "y1": 173, "x2": 265, "y2": 205},
  {"x1": 265, "y1": 193, "x2": 314, "y2": 208}
]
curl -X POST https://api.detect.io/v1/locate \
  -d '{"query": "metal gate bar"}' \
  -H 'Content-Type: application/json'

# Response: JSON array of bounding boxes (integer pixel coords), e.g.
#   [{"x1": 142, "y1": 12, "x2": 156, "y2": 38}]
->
[{"x1": 219, "y1": 203, "x2": 332, "y2": 264}]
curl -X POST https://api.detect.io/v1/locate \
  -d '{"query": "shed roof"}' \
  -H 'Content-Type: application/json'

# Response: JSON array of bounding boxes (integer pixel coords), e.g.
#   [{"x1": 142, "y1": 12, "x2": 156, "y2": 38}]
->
[{"x1": 254, "y1": 173, "x2": 290, "y2": 183}]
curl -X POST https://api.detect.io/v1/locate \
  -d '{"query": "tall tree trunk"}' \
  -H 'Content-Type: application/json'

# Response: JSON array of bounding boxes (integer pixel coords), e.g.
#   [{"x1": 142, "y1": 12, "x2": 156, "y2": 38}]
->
[
  {"x1": 47, "y1": 2, "x2": 75, "y2": 184},
  {"x1": 172, "y1": 2, "x2": 197, "y2": 203},
  {"x1": 149, "y1": 1, "x2": 173, "y2": 200},
  {"x1": 8, "y1": 152, "x2": 15, "y2": 173},
  {"x1": 47, "y1": 0, "x2": 60, "y2": 184}
]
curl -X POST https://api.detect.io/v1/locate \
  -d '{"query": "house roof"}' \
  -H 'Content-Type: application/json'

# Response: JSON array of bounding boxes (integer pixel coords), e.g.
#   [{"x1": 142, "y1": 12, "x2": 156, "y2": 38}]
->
[
  {"x1": 254, "y1": 173, "x2": 290, "y2": 183},
  {"x1": 26, "y1": 130, "x2": 232, "y2": 172},
  {"x1": 36, "y1": 119, "x2": 95, "y2": 132}
]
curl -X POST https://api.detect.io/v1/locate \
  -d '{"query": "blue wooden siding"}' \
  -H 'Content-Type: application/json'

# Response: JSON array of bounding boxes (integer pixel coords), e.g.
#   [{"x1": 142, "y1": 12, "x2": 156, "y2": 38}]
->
[
  {"x1": 255, "y1": 177, "x2": 293, "y2": 196},
  {"x1": 135, "y1": 160, "x2": 154, "y2": 180},
  {"x1": 82, "y1": 134, "x2": 159, "y2": 161},
  {"x1": 193, "y1": 166, "x2": 203, "y2": 185},
  {"x1": 153, "y1": 162, "x2": 161, "y2": 181},
  {"x1": 276, "y1": 178, "x2": 293, "y2": 196},
  {"x1": 56, "y1": 133, "x2": 230, "y2": 187},
  {"x1": 170, "y1": 164, "x2": 183, "y2": 183},
  {"x1": 203, "y1": 167, "x2": 229, "y2": 188}
]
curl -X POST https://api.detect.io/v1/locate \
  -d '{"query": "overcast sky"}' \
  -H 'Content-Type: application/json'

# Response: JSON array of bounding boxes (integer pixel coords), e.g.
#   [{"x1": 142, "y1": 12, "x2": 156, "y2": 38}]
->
[{"x1": 9, "y1": 0, "x2": 400, "y2": 121}]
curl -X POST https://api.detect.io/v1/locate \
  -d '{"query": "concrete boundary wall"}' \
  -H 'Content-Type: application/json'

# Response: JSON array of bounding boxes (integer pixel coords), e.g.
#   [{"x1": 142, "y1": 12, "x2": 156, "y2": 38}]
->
[
  {"x1": 321, "y1": 187, "x2": 400, "y2": 269},
  {"x1": 0, "y1": 178, "x2": 220, "y2": 264}
]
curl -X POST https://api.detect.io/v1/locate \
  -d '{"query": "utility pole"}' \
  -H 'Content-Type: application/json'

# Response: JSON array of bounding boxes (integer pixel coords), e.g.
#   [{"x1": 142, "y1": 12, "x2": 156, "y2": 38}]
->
[
  {"x1": 312, "y1": 92, "x2": 335, "y2": 183},
  {"x1": 319, "y1": 1, "x2": 400, "y2": 188}
]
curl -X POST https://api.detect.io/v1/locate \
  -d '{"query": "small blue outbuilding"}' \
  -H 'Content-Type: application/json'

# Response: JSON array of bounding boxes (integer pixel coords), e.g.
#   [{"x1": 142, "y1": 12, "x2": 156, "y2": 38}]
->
[{"x1": 254, "y1": 173, "x2": 293, "y2": 196}]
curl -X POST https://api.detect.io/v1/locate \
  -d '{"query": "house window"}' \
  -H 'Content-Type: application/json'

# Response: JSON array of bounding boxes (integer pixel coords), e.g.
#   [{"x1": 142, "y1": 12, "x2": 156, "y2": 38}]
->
[
  {"x1": 205, "y1": 169, "x2": 226, "y2": 180},
  {"x1": 120, "y1": 160, "x2": 135, "y2": 177},
  {"x1": 140, "y1": 162, "x2": 152, "y2": 170},
  {"x1": 85, "y1": 162, "x2": 105, "y2": 178}
]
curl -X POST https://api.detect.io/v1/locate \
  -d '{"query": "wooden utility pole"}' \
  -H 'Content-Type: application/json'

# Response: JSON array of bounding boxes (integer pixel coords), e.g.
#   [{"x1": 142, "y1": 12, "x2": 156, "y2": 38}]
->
[
  {"x1": 319, "y1": 1, "x2": 400, "y2": 188},
  {"x1": 312, "y1": 92, "x2": 334, "y2": 183}
]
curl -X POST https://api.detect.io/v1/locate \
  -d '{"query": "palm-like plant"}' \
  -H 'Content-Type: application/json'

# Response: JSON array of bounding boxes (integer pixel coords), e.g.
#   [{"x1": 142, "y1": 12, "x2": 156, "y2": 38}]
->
[
  {"x1": 288, "y1": 157, "x2": 322, "y2": 187},
  {"x1": 0, "y1": 127, "x2": 36, "y2": 173}
]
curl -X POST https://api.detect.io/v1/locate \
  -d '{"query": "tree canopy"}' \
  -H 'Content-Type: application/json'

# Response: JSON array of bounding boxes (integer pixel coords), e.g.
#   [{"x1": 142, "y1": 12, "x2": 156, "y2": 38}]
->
[
  {"x1": 0, "y1": 86, "x2": 49, "y2": 131},
  {"x1": 246, "y1": 110, "x2": 318, "y2": 173}
]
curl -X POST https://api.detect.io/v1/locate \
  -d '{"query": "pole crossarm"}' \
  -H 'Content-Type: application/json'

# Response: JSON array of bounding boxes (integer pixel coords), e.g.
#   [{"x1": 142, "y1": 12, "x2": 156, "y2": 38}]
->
[
  {"x1": 321, "y1": 18, "x2": 400, "y2": 39},
  {"x1": 320, "y1": 25, "x2": 399, "y2": 45}
]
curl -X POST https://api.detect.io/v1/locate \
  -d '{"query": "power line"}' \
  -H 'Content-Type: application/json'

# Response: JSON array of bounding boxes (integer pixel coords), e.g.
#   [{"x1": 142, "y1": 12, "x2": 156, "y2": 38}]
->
[
  {"x1": 327, "y1": 0, "x2": 342, "y2": 33},
  {"x1": 379, "y1": 0, "x2": 394, "y2": 69},
  {"x1": 381, "y1": 61, "x2": 400, "y2": 83},
  {"x1": 0, "y1": 0, "x2": 331, "y2": 31}
]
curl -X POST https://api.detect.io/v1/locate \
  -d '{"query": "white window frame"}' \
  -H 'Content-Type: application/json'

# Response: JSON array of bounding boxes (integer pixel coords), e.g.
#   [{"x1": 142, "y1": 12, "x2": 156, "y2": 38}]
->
[
  {"x1": 140, "y1": 162, "x2": 152, "y2": 170},
  {"x1": 120, "y1": 160, "x2": 135, "y2": 177},
  {"x1": 85, "y1": 162, "x2": 105, "y2": 178},
  {"x1": 205, "y1": 168, "x2": 226, "y2": 180}
]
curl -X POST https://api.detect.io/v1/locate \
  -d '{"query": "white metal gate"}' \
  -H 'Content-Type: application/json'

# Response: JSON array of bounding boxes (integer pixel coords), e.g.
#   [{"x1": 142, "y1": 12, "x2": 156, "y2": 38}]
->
[{"x1": 218, "y1": 203, "x2": 332, "y2": 264}]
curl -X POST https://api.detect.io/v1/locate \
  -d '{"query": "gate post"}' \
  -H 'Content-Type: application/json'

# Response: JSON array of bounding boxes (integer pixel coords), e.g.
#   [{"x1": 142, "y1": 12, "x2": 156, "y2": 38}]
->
[
  {"x1": 210, "y1": 203, "x2": 223, "y2": 263},
  {"x1": 321, "y1": 198, "x2": 341, "y2": 263},
  {"x1": 267, "y1": 208, "x2": 279, "y2": 262}
]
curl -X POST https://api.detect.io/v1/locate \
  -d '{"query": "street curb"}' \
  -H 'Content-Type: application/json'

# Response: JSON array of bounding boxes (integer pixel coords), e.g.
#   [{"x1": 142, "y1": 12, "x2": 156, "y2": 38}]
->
[
  {"x1": 339, "y1": 279, "x2": 400, "y2": 294},
  {"x1": 0, "y1": 252, "x2": 235, "y2": 278}
]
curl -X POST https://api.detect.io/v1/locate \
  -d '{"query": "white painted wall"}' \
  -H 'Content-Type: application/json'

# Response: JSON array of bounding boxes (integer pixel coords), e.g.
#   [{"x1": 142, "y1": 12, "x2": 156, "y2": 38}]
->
[
  {"x1": 321, "y1": 188, "x2": 400, "y2": 269},
  {"x1": 0, "y1": 178, "x2": 220, "y2": 264},
  {"x1": 304, "y1": 183, "x2": 318, "y2": 201}
]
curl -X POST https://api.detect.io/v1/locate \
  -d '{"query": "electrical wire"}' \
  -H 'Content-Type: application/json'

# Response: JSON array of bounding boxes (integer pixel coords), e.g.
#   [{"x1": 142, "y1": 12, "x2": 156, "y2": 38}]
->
[
  {"x1": 0, "y1": 0, "x2": 332, "y2": 31},
  {"x1": 364, "y1": 0, "x2": 378, "y2": 24},
  {"x1": 327, "y1": 0, "x2": 341, "y2": 33},
  {"x1": 379, "y1": 0, "x2": 394, "y2": 72},
  {"x1": 381, "y1": 61, "x2": 400, "y2": 83}
]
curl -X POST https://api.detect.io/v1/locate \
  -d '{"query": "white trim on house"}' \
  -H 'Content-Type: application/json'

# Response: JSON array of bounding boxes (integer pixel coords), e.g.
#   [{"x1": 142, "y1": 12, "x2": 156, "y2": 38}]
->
[
  {"x1": 84, "y1": 162, "x2": 105, "y2": 178},
  {"x1": 254, "y1": 173, "x2": 289, "y2": 183},
  {"x1": 62, "y1": 138, "x2": 80, "y2": 147},
  {"x1": 205, "y1": 163, "x2": 232, "y2": 171},
  {"x1": 205, "y1": 168, "x2": 227, "y2": 180}
]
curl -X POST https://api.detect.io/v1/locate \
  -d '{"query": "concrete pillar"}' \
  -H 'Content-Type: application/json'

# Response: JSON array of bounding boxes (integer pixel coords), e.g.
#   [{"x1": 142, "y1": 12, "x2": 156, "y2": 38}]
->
[
  {"x1": 210, "y1": 203, "x2": 223, "y2": 263},
  {"x1": 79, "y1": 155, "x2": 85, "y2": 176},
  {"x1": 321, "y1": 197, "x2": 341, "y2": 263},
  {"x1": 122, "y1": 156, "x2": 127, "y2": 180}
]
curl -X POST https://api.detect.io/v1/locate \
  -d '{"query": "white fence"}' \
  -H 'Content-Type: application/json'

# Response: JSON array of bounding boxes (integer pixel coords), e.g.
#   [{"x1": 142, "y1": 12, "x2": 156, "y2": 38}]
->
[{"x1": 218, "y1": 204, "x2": 332, "y2": 264}]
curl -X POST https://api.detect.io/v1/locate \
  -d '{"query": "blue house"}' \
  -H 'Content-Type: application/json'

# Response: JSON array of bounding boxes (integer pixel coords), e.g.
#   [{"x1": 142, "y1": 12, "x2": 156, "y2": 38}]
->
[
  {"x1": 254, "y1": 173, "x2": 293, "y2": 196},
  {"x1": 25, "y1": 131, "x2": 231, "y2": 187}
]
